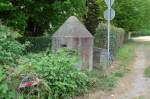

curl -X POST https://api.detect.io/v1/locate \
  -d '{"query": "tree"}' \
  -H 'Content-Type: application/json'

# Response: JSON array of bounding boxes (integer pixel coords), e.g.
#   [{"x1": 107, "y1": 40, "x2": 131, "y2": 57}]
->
[
  {"x1": 113, "y1": 0, "x2": 147, "y2": 31},
  {"x1": 84, "y1": 0, "x2": 100, "y2": 35},
  {"x1": 0, "y1": 0, "x2": 86, "y2": 36},
  {"x1": 96, "y1": 0, "x2": 150, "y2": 32}
]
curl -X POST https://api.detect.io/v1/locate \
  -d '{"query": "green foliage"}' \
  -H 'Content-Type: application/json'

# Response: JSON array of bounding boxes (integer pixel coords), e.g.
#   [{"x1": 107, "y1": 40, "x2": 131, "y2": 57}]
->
[
  {"x1": 0, "y1": 24, "x2": 27, "y2": 65},
  {"x1": 0, "y1": 25, "x2": 27, "y2": 98},
  {"x1": 144, "y1": 66, "x2": 150, "y2": 78},
  {"x1": 96, "y1": 0, "x2": 150, "y2": 32},
  {"x1": 86, "y1": 69, "x2": 117, "y2": 91},
  {"x1": 114, "y1": 41, "x2": 137, "y2": 77},
  {"x1": 113, "y1": 0, "x2": 150, "y2": 31},
  {"x1": 14, "y1": 50, "x2": 90, "y2": 98},
  {"x1": 0, "y1": 67, "x2": 9, "y2": 97},
  {"x1": 18, "y1": 36, "x2": 51, "y2": 53},
  {"x1": 137, "y1": 96, "x2": 145, "y2": 99},
  {"x1": 0, "y1": 66, "x2": 17, "y2": 99},
  {"x1": 132, "y1": 29, "x2": 150, "y2": 37},
  {"x1": 87, "y1": 42, "x2": 136, "y2": 91},
  {"x1": 0, "y1": 25, "x2": 90, "y2": 98},
  {"x1": 100, "y1": 75, "x2": 116, "y2": 90},
  {"x1": 0, "y1": 0, "x2": 86, "y2": 36},
  {"x1": 84, "y1": 0, "x2": 99, "y2": 34},
  {"x1": 95, "y1": 23, "x2": 125, "y2": 54},
  {"x1": 115, "y1": 42, "x2": 137, "y2": 65},
  {"x1": 0, "y1": 1, "x2": 14, "y2": 11}
]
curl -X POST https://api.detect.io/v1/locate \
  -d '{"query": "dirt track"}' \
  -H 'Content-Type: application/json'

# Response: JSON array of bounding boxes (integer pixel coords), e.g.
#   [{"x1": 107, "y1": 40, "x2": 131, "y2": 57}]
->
[
  {"x1": 111, "y1": 42, "x2": 150, "y2": 99},
  {"x1": 77, "y1": 36, "x2": 150, "y2": 99}
]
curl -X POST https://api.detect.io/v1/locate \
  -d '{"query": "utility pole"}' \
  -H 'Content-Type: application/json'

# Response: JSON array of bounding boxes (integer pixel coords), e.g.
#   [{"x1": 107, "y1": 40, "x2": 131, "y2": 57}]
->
[{"x1": 104, "y1": 0, "x2": 115, "y2": 65}]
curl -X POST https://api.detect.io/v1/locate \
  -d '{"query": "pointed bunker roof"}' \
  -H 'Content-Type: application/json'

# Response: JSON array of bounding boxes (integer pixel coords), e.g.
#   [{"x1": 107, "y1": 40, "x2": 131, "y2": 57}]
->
[{"x1": 53, "y1": 16, "x2": 93, "y2": 38}]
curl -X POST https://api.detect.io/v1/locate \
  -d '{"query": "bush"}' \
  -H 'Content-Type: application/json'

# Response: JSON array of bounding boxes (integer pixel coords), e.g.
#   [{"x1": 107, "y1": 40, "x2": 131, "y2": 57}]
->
[
  {"x1": 0, "y1": 24, "x2": 27, "y2": 66},
  {"x1": 0, "y1": 65, "x2": 18, "y2": 99},
  {"x1": 0, "y1": 24, "x2": 28, "y2": 98},
  {"x1": 13, "y1": 50, "x2": 90, "y2": 98},
  {"x1": 94, "y1": 23, "x2": 125, "y2": 54},
  {"x1": 132, "y1": 29, "x2": 150, "y2": 37},
  {"x1": 0, "y1": 25, "x2": 90, "y2": 98},
  {"x1": 17, "y1": 36, "x2": 51, "y2": 53},
  {"x1": 144, "y1": 66, "x2": 150, "y2": 78}
]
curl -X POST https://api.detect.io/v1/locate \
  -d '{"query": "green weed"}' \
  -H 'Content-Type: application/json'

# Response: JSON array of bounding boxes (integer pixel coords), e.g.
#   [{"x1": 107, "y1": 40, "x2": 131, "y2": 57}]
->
[
  {"x1": 136, "y1": 96, "x2": 145, "y2": 99},
  {"x1": 88, "y1": 41, "x2": 137, "y2": 91},
  {"x1": 115, "y1": 41, "x2": 137, "y2": 64},
  {"x1": 144, "y1": 66, "x2": 150, "y2": 78}
]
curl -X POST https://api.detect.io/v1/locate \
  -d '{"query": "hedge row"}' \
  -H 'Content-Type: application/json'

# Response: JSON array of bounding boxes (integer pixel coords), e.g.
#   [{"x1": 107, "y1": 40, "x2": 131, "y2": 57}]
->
[
  {"x1": 17, "y1": 36, "x2": 52, "y2": 53},
  {"x1": 94, "y1": 23, "x2": 125, "y2": 55},
  {"x1": 132, "y1": 29, "x2": 150, "y2": 37},
  {"x1": 0, "y1": 24, "x2": 91, "y2": 99},
  {"x1": 0, "y1": 24, "x2": 26, "y2": 66}
]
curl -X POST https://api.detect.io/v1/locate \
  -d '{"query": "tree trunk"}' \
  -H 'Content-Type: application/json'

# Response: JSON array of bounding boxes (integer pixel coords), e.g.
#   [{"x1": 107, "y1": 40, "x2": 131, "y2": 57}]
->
[
  {"x1": 25, "y1": 17, "x2": 44, "y2": 37},
  {"x1": 84, "y1": 0, "x2": 100, "y2": 35}
]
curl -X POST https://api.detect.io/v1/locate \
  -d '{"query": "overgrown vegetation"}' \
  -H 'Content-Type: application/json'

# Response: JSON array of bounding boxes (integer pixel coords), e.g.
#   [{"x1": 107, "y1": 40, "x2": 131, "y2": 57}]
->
[
  {"x1": 0, "y1": 25, "x2": 27, "y2": 65},
  {"x1": 1, "y1": 0, "x2": 150, "y2": 98},
  {"x1": 0, "y1": 20, "x2": 137, "y2": 99},
  {"x1": 132, "y1": 29, "x2": 150, "y2": 37},
  {"x1": 0, "y1": 25, "x2": 91, "y2": 98},
  {"x1": 97, "y1": 0, "x2": 150, "y2": 33},
  {"x1": 87, "y1": 41, "x2": 137, "y2": 91},
  {"x1": 0, "y1": 0, "x2": 86, "y2": 36},
  {"x1": 17, "y1": 36, "x2": 52, "y2": 53},
  {"x1": 0, "y1": 24, "x2": 27, "y2": 98},
  {"x1": 1, "y1": 0, "x2": 150, "y2": 37},
  {"x1": 84, "y1": 0, "x2": 99, "y2": 35},
  {"x1": 115, "y1": 41, "x2": 137, "y2": 73},
  {"x1": 14, "y1": 50, "x2": 91, "y2": 98},
  {"x1": 144, "y1": 66, "x2": 150, "y2": 78},
  {"x1": 95, "y1": 23, "x2": 125, "y2": 54}
]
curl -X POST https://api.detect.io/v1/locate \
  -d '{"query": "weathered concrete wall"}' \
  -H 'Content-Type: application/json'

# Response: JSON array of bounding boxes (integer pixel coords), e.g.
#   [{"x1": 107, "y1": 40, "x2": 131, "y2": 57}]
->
[
  {"x1": 93, "y1": 48, "x2": 109, "y2": 69},
  {"x1": 52, "y1": 37, "x2": 93, "y2": 70},
  {"x1": 52, "y1": 16, "x2": 94, "y2": 70},
  {"x1": 93, "y1": 47, "x2": 102, "y2": 68},
  {"x1": 79, "y1": 38, "x2": 93, "y2": 70}
]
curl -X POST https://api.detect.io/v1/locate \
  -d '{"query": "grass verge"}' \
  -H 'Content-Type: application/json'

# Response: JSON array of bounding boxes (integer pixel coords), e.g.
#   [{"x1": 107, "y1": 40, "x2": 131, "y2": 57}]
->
[
  {"x1": 144, "y1": 66, "x2": 150, "y2": 78},
  {"x1": 144, "y1": 42, "x2": 150, "y2": 78},
  {"x1": 88, "y1": 41, "x2": 137, "y2": 91}
]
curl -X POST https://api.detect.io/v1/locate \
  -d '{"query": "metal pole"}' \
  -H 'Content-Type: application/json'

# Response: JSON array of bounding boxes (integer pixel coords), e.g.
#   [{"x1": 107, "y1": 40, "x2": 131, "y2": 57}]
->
[
  {"x1": 107, "y1": 0, "x2": 111, "y2": 65},
  {"x1": 107, "y1": 17, "x2": 110, "y2": 65}
]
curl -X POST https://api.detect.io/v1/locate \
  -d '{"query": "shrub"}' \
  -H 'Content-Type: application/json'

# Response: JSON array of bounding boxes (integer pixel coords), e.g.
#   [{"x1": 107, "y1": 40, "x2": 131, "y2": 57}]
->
[
  {"x1": 0, "y1": 25, "x2": 90, "y2": 98},
  {"x1": 94, "y1": 23, "x2": 125, "y2": 54},
  {"x1": 0, "y1": 24, "x2": 28, "y2": 98},
  {"x1": 17, "y1": 36, "x2": 51, "y2": 53},
  {"x1": 132, "y1": 29, "x2": 150, "y2": 37},
  {"x1": 0, "y1": 24, "x2": 27, "y2": 66},
  {"x1": 13, "y1": 50, "x2": 90, "y2": 98},
  {"x1": 0, "y1": 64, "x2": 17, "y2": 99},
  {"x1": 144, "y1": 66, "x2": 150, "y2": 78}
]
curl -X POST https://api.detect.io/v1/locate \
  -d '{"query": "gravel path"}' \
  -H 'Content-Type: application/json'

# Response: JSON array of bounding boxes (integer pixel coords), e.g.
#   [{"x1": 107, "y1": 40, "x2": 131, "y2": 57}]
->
[
  {"x1": 115, "y1": 43, "x2": 150, "y2": 99},
  {"x1": 100, "y1": 41, "x2": 150, "y2": 99},
  {"x1": 76, "y1": 37, "x2": 150, "y2": 99}
]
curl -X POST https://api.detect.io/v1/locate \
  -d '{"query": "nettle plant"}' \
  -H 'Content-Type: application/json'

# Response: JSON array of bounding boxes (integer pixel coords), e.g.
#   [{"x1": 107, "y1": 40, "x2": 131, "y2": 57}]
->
[
  {"x1": 0, "y1": 25, "x2": 27, "y2": 66},
  {"x1": 0, "y1": 25, "x2": 90, "y2": 98},
  {"x1": 14, "y1": 49, "x2": 91, "y2": 98},
  {"x1": 0, "y1": 25, "x2": 28, "y2": 98}
]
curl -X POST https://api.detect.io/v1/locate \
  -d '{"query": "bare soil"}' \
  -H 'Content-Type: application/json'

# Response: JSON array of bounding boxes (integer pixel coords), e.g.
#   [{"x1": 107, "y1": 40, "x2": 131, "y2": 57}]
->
[{"x1": 76, "y1": 36, "x2": 150, "y2": 99}]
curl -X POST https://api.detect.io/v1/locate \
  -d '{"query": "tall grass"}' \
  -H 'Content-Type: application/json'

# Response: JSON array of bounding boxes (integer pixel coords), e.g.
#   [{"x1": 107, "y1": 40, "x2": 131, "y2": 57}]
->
[
  {"x1": 144, "y1": 66, "x2": 150, "y2": 78},
  {"x1": 115, "y1": 41, "x2": 137, "y2": 71},
  {"x1": 88, "y1": 41, "x2": 137, "y2": 91}
]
